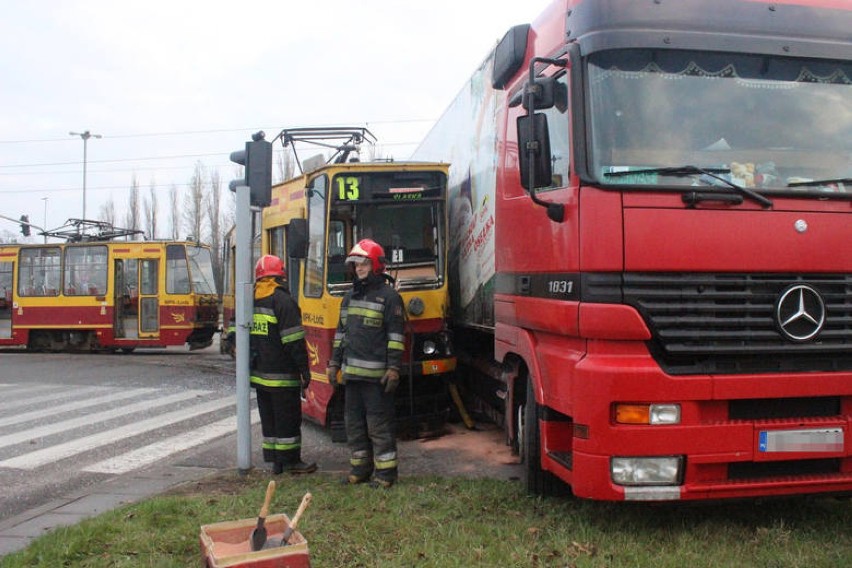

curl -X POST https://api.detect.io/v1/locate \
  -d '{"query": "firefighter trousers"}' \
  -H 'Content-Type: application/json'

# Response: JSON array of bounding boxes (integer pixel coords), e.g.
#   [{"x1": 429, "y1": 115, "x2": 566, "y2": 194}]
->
[
  {"x1": 344, "y1": 379, "x2": 398, "y2": 483},
  {"x1": 255, "y1": 386, "x2": 303, "y2": 466}
]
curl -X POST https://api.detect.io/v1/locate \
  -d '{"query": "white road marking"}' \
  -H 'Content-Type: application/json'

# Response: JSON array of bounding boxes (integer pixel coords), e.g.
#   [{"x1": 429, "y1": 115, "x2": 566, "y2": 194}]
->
[
  {"x1": 0, "y1": 390, "x2": 209, "y2": 450},
  {"x1": 0, "y1": 387, "x2": 158, "y2": 429},
  {"x1": 84, "y1": 413, "x2": 260, "y2": 474},
  {"x1": 0, "y1": 385, "x2": 104, "y2": 412},
  {"x1": 0, "y1": 395, "x2": 237, "y2": 469}
]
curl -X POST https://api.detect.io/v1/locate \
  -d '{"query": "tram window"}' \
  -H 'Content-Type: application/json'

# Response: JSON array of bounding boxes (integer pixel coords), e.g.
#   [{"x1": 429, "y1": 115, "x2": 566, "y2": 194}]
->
[
  {"x1": 304, "y1": 175, "x2": 327, "y2": 298},
  {"x1": 187, "y1": 246, "x2": 217, "y2": 295},
  {"x1": 166, "y1": 245, "x2": 190, "y2": 294},
  {"x1": 359, "y1": 205, "x2": 439, "y2": 266},
  {"x1": 18, "y1": 247, "x2": 61, "y2": 296},
  {"x1": 268, "y1": 226, "x2": 286, "y2": 260},
  {"x1": 1, "y1": 261, "x2": 12, "y2": 304},
  {"x1": 327, "y1": 220, "x2": 348, "y2": 285},
  {"x1": 140, "y1": 297, "x2": 158, "y2": 332},
  {"x1": 64, "y1": 245, "x2": 108, "y2": 295},
  {"x1": 121, "y1": 259, "x2": 139, "y2": 298},
  {"x1": 140, "y1": 260, "x2": 158, "y2": 295},
  {"x1": 222, "y1": 243, "x2": 233, "y2": 296}
]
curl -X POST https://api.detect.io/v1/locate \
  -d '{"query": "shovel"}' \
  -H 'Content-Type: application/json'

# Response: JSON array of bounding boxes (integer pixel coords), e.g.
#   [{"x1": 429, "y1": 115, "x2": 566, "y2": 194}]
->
[
  {"x1": 249, "y1": 480, "x2": 277, "y2": 551},
  {"x1": 266, "y1": 492, "x2": 312, "y2": 548}
]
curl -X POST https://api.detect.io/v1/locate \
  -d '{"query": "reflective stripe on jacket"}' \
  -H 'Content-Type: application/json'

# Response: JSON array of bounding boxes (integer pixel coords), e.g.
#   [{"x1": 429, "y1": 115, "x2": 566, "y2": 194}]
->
[
  {"x1": 250, "y1": 278, "x2": 309, "y2": 389},
  {"x1": 329, "y1": 273, "x2": 405, "y2": 382}
]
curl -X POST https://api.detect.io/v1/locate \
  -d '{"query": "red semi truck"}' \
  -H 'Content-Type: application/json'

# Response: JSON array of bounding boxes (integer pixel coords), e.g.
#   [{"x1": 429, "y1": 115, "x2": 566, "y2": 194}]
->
[{"x1": 413, "y1": 0, "x2": 852, "y2": 501}]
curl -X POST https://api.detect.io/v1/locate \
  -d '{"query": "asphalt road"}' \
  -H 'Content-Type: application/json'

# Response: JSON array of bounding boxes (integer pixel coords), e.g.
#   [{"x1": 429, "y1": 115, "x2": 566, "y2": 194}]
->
[{"x1": 0, "y1": 340, "x2": 521, "y2": 524}]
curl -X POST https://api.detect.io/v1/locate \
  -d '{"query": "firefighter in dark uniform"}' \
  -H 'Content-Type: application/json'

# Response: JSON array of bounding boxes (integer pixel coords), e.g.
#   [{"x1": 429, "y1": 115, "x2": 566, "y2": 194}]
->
[
  {"x1": 251, "y1": 255, "x2": 317, "y2": 475},
  {"x1": 327, "y1": 239, "x2": 405, "y2": 488}
]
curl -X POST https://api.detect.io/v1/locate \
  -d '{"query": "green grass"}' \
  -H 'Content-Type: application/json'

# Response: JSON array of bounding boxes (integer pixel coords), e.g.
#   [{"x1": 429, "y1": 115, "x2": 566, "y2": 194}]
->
[{"x1": 2, "y1": 471, "x2": 850, "y2": 567}]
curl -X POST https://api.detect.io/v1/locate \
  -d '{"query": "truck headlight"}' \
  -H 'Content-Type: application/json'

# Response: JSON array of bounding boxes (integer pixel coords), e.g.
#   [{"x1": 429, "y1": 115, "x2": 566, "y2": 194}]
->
[
  {"x1": 615, "y1": 403, "x2": 681, "y2": 425},
  {"x1": 611, "y1": 456, "x2": 682, "y2": 486}
]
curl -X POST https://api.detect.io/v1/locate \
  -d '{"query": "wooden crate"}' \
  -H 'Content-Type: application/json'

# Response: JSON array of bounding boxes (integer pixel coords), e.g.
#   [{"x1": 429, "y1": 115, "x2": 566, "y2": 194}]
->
[{"x1": 200, "y1": 513, "x2": 310, "y2": 568}]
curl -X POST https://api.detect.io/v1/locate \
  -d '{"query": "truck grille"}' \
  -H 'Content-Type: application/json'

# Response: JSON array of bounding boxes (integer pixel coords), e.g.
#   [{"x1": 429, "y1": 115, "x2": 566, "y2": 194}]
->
[{"x1": 583, "y1": 273, "x2": 852, "y2": 375}]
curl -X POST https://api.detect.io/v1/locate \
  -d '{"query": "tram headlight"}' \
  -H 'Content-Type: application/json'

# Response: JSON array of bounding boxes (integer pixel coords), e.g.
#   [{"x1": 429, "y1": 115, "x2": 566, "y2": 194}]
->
[
  {"x1": 422, "y1": 340, "x2": 437, "y2": 356},
  {"x1": 407, "y1": 296, "x2": 425, "y2": 316}
]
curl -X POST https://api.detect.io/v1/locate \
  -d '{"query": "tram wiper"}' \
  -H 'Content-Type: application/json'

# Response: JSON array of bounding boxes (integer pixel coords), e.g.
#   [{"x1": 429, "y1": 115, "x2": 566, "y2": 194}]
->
[
  {"x1": 787, "y1": 177, "x2": 852, "y2": 188},
  {"x1": 604, "y1": 165, "x2": 773, "y2": 209}
]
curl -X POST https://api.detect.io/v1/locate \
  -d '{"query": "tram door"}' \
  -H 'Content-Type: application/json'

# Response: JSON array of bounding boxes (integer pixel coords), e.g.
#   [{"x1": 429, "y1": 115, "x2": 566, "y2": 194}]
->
[
  {"x1": 0, "y1": 259, "x2": 13, "y2": 339},
  {"x1": 114, "y1": 258, "x2": 160, "y2": 340}
]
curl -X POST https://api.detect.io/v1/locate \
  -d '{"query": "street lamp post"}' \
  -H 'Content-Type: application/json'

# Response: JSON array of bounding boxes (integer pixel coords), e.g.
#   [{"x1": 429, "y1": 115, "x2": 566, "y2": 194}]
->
[
  {"x1": 69, "y1": 130, "x2": 102, "y2": 220},
  {"x1": 41, "y1": 197, "x2": 48, "y2": 243}
]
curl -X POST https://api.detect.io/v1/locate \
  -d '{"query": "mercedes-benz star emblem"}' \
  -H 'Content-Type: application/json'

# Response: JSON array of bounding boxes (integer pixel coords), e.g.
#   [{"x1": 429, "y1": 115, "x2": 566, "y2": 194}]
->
[{"x1": 775, "y1": 284, "x2": 825, "y2": 342}]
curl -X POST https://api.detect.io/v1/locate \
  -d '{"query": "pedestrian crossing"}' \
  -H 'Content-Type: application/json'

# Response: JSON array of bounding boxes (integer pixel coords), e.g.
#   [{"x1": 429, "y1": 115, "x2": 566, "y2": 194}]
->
[
  {"x1": 0, "y1": 382, "x2": 259, "y2": 475},
  {"x1": 84, "y1": 416, "x2": 244, "y2": 474}
]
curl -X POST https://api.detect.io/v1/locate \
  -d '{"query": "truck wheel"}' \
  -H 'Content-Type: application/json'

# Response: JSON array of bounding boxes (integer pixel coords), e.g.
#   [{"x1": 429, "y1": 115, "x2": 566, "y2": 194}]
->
[{"x1": 521, "y1": 378, "x2": 566, "y2": 496}]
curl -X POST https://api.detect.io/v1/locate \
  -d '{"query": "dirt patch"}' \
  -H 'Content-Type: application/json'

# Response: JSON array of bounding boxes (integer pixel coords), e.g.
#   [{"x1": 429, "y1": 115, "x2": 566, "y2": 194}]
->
[
  {"x1": 404, "y1": 422, "x2": 521, "y2": 479},
  {"x1": 168, "y1": 421, "x2": 521, "y2": 497},
  {"x1": 166, "y1": 469, "x2": 270, "y2": 497}
]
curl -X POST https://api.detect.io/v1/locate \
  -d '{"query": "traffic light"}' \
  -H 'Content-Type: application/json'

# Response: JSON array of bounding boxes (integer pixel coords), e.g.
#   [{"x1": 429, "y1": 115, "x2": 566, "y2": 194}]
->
[
  {"x1": 20, "y1": 215, "x2": 30, "y2": 237},
  {"x1": 229, "y1": 131, "x2": 273, "y2": 207}
]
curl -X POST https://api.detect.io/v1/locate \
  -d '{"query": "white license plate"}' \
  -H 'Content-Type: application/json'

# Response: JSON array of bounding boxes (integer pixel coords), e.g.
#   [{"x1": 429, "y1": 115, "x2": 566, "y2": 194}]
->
[{"x1": 758, "y1": 428, "x2": 844, "y2": 453}]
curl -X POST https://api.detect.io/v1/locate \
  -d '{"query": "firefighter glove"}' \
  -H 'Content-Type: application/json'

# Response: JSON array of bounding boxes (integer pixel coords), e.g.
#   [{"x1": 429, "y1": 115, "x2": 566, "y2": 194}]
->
[
  {"x1": 381, "y1": 368, "x2": 400, "y2": 393},
  {"x1": 327, "y1": 366, "x2": 340, "y2": 391}
]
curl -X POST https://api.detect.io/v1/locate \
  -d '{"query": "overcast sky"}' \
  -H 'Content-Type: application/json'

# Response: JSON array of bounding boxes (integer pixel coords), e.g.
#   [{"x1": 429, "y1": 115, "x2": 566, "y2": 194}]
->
[{"x1": 0, "y1": 0, "x2": 552, "y2": 240}]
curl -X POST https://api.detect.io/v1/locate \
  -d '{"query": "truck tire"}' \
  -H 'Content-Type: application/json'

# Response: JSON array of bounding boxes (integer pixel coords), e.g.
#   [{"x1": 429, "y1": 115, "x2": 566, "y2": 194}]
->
[{"x1": 521, "y1": 378, "x2": 567, "y2": 496}]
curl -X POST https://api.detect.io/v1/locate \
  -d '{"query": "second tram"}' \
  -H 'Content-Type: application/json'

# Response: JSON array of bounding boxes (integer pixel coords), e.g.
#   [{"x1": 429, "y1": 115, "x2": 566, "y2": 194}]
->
[{"x1": 0, "y1": 221, "x2": 219, "y2": 352}]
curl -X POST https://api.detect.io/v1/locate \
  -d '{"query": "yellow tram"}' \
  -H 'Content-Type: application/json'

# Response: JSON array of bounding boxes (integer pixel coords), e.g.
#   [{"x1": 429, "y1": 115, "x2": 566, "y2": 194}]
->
[{"x1": 0, "y1": 220, "x2": 218, "y2": 351}]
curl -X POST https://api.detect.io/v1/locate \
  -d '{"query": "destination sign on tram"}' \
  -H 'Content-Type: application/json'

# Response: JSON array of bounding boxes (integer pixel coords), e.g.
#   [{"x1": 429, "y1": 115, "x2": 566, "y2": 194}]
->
[{"x1": 332, "y1": 172, "x2": 445, "y2": 202}]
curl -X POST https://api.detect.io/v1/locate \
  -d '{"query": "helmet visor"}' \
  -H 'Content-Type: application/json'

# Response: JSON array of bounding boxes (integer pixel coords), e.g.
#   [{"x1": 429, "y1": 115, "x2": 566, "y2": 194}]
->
[{"x1": 345, "y1": 255, "x2": 371, "y2": 266}]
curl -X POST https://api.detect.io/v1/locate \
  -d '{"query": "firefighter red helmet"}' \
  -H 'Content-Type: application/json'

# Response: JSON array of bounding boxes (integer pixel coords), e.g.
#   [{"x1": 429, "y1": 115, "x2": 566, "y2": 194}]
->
[
  {"x1": 346, "y1": 239, "x2": 386, "y2": 274},
  {"x1": 255, "y1": 255, "x2": 286, "y2": 280}
]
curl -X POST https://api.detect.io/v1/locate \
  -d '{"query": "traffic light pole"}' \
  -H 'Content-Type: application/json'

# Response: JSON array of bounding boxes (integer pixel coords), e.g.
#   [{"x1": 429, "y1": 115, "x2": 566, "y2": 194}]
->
[
  {"x1": 234, "y1": 183, "x2": 253, "y2": 473},
  {"x1": 230, "y1": 130, "x2": 272, "y2": 473}
]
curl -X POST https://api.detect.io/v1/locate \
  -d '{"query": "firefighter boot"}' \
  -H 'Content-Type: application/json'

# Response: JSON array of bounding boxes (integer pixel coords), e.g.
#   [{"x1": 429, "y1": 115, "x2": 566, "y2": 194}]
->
[
  {"x1": 282, "y1": 460, "x2": 317, "y2": 474},
  {"x1": 343, "y1": 450, "x2": 372, "y2": 484}
]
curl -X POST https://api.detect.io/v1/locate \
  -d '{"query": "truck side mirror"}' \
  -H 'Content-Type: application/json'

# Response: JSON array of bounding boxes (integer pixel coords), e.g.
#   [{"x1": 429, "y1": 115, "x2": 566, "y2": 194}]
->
[
  {"x1": 522, "y1": 77, "x2": 556, "y2": 110},
  {"x1": 287, "y1": 219, "x2": 308, "y2": 259},
  {"x1": 517, "y1": 113, "x2": 553, "y2": 190}
]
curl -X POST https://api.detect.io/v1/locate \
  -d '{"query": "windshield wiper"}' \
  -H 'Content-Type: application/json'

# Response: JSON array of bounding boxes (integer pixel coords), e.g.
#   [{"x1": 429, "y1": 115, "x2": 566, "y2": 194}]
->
[
  {"x1": 603, "y1": 165, "x2": 773, "y2": 209},
  {"x1": 787, "y1": 177, "x2": 852, "y2": 188}
]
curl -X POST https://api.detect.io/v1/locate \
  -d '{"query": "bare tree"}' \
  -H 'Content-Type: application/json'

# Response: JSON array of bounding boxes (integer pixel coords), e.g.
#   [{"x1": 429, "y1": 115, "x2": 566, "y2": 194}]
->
[
  {"x1": 0, "y1": 229, "x2": 18, "y2": 244},
  {"x1": 206, "y1": 170, "x2": 225, "y2": 293},
  {"x1": 183, "y1": 161, "x2": 205, "y2": 241},
  {"x1": 168, "y1": 184, "x2": 180, "y2": 240},
  {"x1": 98, "y1": 195, "x2": 117, "y2": 228},
  {"x1": 275, "y1": 149, "x2": 297, "y2": 184},
  {"x1": 143, "y1": 179, "x2": 158, "y2": 240},
  {"x1": 124, "y1": 174, "x2": 141, "y2": 237}
]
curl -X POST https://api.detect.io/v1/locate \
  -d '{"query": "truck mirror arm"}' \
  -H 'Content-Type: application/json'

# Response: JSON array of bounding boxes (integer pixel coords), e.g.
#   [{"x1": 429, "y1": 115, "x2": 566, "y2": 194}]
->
[{"x1": 524, "y1": 57, "x2": 567, "y2": 223}]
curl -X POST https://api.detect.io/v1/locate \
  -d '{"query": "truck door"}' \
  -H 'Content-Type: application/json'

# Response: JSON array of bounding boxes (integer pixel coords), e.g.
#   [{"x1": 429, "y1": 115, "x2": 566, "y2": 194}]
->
[{"x1": 0, "y1": 259, "x2": 13, "y2": 339}]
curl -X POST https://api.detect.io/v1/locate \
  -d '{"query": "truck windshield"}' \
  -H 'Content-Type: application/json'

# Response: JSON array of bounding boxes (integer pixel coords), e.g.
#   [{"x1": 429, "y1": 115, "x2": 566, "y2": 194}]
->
[{"x1": 587, "y1": 49, "x2": 852, "y2": 197}]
